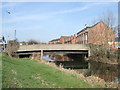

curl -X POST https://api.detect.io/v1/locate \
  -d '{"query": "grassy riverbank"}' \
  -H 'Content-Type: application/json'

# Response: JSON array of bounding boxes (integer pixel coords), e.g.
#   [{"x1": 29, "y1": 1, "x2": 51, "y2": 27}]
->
[{"x1": 2, "y1": 54, "x2": 95, "y2": 88}]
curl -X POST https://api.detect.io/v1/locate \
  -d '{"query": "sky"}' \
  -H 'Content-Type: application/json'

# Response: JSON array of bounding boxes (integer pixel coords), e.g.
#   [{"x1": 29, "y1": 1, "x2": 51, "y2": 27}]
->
[{"x1": 1, "y1": 2, "x2": 118, "y2": 42}]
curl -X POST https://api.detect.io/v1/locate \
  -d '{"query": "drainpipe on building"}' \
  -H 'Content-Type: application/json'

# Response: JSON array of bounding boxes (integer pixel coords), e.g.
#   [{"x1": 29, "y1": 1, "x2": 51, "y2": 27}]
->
[{"x1": 83, "y1": 33, "x2": 85, "y2": 44}]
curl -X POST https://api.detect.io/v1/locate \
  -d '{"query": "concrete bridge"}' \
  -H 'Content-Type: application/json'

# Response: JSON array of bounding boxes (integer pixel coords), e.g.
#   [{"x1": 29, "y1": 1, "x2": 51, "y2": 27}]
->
[{"x1": 17, "y1": 44, "x2": 90, "y2": 60}]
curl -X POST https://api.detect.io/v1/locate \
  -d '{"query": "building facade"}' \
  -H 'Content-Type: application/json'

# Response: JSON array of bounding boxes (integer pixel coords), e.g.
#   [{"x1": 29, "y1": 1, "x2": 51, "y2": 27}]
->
[
  {"x1": 76, "y1": 21, "x2": 115, "y2": 46},
  {"x1": 49, "y1": 38, "x2": 61, "y2": 44},
  {"x1": 49, "y1": 21, "x2": 115, "y2": 49},
  {"x1": 49, "y1": 35, "x2": 77, "y2": 44}
]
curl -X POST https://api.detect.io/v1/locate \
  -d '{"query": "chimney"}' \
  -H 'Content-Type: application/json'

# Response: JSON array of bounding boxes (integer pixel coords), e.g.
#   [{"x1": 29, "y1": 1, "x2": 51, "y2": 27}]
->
[{"x1": 84, "y1": 24, "x2": 87, "y2": 28}]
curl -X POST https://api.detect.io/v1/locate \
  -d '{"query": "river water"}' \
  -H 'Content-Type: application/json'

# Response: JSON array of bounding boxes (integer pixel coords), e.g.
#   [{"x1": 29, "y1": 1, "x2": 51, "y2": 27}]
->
[{"x1": 43, "y1": 54, "x2": 120, "y2": 83}]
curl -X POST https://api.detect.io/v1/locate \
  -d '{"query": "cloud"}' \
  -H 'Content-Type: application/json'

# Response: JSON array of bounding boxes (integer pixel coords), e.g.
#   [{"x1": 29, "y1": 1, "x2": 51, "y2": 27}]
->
[
  {"x1": 3, "y1": 4, "x2": 89, "y2": 23},
  {"x1": 59, "y1": 2, "x2": 111, "y2": 13},
  {"x1": 3, "y1": 2, "x2": 110, "y2": 24},
  {"x1": 51, "y1": 2, "x2": 110, "y2": 15},
  {"x1": 52, "y1": 6, "x2": 88, "y2": 15},
  {"x1": 3, "y1": 14, "x2": 53, "y2": 23}
]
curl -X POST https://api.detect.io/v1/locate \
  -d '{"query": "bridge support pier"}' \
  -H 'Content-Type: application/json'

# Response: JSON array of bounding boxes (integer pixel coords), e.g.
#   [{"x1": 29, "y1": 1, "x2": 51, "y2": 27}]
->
[
  {"x1": 41, "y1": 50, "x2": 43, "y2": 60},
  {"x1": 31, "y1": 52, "x2": 41, "y2": 60}
]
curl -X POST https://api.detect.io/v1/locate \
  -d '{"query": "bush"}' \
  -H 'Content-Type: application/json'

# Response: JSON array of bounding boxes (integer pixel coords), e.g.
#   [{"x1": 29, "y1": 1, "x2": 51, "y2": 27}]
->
[
  {"x1": 28, "y1": 40, "x2": 38, "y2": 45},
  {"x1": 6, "y1": 40, "x2": 19, "y2": 57},
  {"x1": 87, "y1": 44, "x2": 118, "y2": 63}
]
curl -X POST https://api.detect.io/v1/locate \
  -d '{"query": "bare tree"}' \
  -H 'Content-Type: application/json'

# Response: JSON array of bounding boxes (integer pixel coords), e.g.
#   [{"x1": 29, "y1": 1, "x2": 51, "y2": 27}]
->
[
  {"x1": 89, "y1": 11, "x2": 118, "y2": 63},
  {"x1": 6, "y1": 40, "x2": 19, "y2": 57},
  {"x1": 20, "y1": 41, "x2": 27, "y2": 45},
  {"x1": 98, "y1": 11, "x2": 116, "y2": 47},
  {"x1": 28, "y1": 39, "x2": 38, "y2": 45},
  {"x1": 99, "y1": 10, "x2": 116, "y2": 29}
]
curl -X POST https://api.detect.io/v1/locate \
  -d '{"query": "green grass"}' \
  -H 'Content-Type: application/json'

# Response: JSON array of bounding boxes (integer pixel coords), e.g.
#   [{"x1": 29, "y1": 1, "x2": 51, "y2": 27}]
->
[{"x1": 2, "y1": 54, "x2": 94, "y2": 88}]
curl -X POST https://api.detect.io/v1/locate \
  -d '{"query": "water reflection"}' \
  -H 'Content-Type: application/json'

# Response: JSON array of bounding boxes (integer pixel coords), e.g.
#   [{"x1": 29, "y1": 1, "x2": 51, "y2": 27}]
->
[
  {"x1": 88, "y1": 61, "x2": 119, "y2": 82},
  {"x1": 54, "y1": 61, "x2": 88, "y2": 69},
  {"x1": 43, "y1": 54, "x2": 119, "y2": 83}
]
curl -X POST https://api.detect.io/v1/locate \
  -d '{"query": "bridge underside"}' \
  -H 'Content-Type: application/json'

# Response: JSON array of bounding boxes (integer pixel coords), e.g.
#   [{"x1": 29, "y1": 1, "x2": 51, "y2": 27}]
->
[
  {"x1": 17, "y1": 50, "x2": 88, "y2": 54},
  {"x1": 17, "y1": 49, "x2": 89, "y2": 60}
]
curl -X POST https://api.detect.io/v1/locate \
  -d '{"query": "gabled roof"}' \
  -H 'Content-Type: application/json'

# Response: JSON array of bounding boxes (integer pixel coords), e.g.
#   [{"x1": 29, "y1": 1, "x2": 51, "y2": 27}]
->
[
  {"x1": 77, "y1": 21, "x2": 105, "y2": 35},
  {"x1": 60, "y1": 36, "x2": 70, "y2": 39},
  {"x1": 49, "y1": 38, "x2": 60, "y2": 42},
  {"x1": 77, "y1": 27, "x2": 91, "y2": 35}
]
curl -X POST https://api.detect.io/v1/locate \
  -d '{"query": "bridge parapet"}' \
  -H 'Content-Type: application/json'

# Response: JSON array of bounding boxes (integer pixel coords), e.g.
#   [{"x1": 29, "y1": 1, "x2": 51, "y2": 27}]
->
[{"x1": 17, "y1": 44, "x2": 89, "y2": 52}]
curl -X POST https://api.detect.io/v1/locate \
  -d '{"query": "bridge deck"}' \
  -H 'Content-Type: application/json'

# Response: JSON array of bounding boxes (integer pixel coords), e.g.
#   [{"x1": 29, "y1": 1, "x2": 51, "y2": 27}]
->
[{"x1": 17, "y1": 44, "x2": 89, "y2": 52}]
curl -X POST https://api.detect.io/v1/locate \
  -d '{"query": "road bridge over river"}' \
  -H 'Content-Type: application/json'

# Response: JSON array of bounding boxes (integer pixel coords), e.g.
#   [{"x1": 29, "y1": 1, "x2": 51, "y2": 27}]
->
[{"x1": 17, "y1": 44, "x2": 90, "y2": 60}]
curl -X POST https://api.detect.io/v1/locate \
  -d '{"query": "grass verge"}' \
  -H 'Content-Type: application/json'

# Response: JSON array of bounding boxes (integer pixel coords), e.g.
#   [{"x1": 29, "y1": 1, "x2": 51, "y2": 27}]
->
[{"x1": 2, "y1": 54, "x2": 99, "y2": 88}]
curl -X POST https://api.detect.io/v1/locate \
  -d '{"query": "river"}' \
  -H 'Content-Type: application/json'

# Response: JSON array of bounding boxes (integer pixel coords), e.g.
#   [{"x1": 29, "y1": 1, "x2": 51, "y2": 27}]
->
[{"x1": 43, "y1": 54, "x2": 120, "y2": 83}]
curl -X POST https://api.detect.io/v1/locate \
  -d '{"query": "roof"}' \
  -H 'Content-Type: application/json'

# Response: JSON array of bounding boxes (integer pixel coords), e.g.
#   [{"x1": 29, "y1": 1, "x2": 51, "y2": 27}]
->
[
  {"x1": 60, "y1": 36, "x2": 71, "y2": 39},
  {"x1": 0, "y1": 39, "x2": 2, "y2": 42},
  {"x1": 77, "y1": 21, "x2": 105, "y2": 35},
  {"x1": 49, "y1": 38, "x2": 60, "y2": 42},
  {"x1": 77, "y1": 27, "x2": 91, "y2": 35}
]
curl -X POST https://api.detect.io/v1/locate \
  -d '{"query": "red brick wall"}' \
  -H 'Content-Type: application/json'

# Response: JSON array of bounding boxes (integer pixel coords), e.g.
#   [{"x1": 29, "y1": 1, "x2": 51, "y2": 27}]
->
[
  {"x1": 88, "y1": 22, "x2": 115, "y2": 45},
  {"x1": 60, "y1": 37, "x2": 65, "y2": 44},
  {"x1": 72, "y1": 34, "x2": 77, "y2": 44}
]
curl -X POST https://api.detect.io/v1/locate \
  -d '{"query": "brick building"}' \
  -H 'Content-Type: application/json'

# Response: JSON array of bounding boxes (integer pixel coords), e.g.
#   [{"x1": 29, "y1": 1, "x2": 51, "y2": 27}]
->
[
  {"x1": 60, "y1": 35, "x2": 76, "y2": 44},
  {"x1": 76, "y1": 21, "x2": 115, "y2": 46},
  {"x1": 60, "y1": 36, "x2": 70, "y2": 44},
  {"x1": 49, "y1": 35, "x2": 76, "y2": 44},
  {"x1": 49, "y1": 38, "x2": 60, "y2": 44}
]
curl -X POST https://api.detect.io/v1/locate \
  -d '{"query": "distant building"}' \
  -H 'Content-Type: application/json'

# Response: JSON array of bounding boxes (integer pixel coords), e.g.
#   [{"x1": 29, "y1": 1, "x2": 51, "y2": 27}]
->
[
  {"x1": 60, "y1": 36, "x2": 70, "y2": 44},
  {"x1": 76, "y1": 21, "x2": 115, "y2": 47},
  {"x1": 19, "y1": 41, "x2": 28, "y2": 45},
  {"x1": 114, "y1": 37, "x2": 120, "y2": 49},
  {"x1": 49, "y1": 38, "x2": 61, "y2": 44},
  {"x1": 49, "y1": 35, "x2": 77, "y2": 44},
  {"x1": 61, "y1": 35, "x2": 76, "y2": 44}
]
